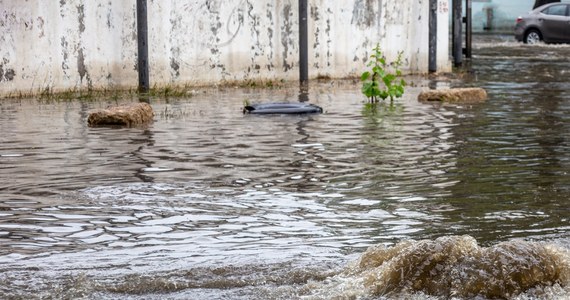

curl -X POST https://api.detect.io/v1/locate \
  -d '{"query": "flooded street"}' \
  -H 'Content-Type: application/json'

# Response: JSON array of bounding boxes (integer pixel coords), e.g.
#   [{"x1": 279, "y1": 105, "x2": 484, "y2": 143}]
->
[{"x1": 1, "y1": 35, "x2": 570, "y2": 299}]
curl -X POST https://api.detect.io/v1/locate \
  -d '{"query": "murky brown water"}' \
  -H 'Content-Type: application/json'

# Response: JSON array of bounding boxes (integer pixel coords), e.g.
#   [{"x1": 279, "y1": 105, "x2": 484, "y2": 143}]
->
[{"x1": 1, "y1": 35, "x2": 570, "y2": 299}]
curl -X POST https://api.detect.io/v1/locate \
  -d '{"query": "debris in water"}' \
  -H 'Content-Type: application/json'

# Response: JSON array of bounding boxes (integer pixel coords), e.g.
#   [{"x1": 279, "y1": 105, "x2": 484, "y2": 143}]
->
[
  {"x1": 418, "y1": 88, "x2": 488, "y2": 103},
  {"x1": 87, "y1": 102, "x2": 154, "y2": 127}
]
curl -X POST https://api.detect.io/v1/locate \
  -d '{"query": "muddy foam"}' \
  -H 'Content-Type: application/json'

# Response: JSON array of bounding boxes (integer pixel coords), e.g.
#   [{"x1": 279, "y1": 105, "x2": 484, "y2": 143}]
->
[{"x1": 302, "y1": 235, "x2": 570, "y2": 299}]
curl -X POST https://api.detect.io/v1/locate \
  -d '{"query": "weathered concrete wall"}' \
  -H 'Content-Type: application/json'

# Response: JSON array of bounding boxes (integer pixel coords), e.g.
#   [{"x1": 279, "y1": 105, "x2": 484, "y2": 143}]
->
[
  {"x1": 0, "y1": 1, "x2": 138, "y2": 95},
  {"x1": 0, "y1": 0, "x2": 451, "y2": 97}
]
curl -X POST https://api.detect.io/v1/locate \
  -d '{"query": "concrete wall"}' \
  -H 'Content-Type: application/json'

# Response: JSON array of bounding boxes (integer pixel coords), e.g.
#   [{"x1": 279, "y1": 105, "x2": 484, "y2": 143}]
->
[{"x1": 0, "y1": 0, "x2": 451, "y2": 97}]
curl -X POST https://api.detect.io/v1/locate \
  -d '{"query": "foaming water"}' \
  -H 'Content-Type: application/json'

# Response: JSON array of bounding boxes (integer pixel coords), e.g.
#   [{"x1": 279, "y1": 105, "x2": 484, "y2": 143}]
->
[
  {"x1": 301, "y1": 236, "x2": 570, "y2": 299},
  {"x1": 2, "y1": 236, "x2": 569, "y2": 299}
]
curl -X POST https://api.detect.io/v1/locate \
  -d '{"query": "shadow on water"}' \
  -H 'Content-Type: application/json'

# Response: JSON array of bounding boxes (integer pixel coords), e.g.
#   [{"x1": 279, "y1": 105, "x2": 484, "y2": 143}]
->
[{"x1": 1, "y1": 35, "x2": 570, "y2": 299}]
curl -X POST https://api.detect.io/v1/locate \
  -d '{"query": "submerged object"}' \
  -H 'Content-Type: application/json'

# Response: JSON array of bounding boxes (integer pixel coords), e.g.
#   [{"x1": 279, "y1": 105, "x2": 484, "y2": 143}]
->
[{"x1": 243, "y1": 102, "x2": 323, "y2": 114}]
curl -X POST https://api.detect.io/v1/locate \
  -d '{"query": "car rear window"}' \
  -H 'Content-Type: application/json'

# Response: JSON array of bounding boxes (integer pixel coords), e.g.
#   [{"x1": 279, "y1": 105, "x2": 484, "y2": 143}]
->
[{"x1": 542, "y1": 4, "x2": 568, "y2": 16}]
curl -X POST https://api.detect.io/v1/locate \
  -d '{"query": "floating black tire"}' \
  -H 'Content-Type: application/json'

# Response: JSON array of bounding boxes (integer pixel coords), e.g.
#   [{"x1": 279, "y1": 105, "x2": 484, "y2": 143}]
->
[{"x1": 243, "y1": 102, "x2": 323, "y2": 114}]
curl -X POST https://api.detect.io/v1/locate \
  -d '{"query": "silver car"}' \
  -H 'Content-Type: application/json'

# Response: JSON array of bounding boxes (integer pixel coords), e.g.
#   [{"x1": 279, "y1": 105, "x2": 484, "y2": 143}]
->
[{"x1": 515, "y1": 3, "x2": 570, "y2": 44}]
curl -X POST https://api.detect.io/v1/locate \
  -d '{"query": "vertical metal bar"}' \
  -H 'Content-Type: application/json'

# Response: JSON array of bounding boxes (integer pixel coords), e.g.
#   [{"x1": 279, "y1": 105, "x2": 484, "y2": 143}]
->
[
  {"x1": 465, "y1": 0, "x2": 472, "y2": 58},
  {"x1": 136, "y1": 0, "x2": 149, "y2": 93},
  {"x1": 298, "y1": 0, "x2": 309, "y2": 85},
  {"x1": 428, "y1": 0, "x2": 437, "y2": 73},
  {"x1": 452, "y1": 0, "x2": 463, "y2": 67}
]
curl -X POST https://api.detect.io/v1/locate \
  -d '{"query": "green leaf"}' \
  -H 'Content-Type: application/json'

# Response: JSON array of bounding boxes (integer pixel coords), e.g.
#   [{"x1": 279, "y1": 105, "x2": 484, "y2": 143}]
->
[
  {"x1": 383, "y1": 74, "x2": 396, "y2": 85},
  {"x1": 360, "y1": 43, "x2": 406, "y2": 103},
  {"x1": 362, "y1": 82, "x2": 374, "y2": 98},
  {"x1": 372, "y1": 66, "x2": 381, "y2": 74}
]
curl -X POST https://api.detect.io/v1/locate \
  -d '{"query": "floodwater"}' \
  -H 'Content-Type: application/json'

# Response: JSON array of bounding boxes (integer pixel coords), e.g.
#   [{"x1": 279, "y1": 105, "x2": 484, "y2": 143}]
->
[{"x1": 1, "y1": 35, "x2": 570, "y2": 299}]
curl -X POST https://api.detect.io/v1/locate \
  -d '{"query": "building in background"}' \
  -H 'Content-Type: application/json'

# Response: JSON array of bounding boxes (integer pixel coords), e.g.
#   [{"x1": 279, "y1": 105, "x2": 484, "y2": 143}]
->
[{"x1": 471, "y1": 0, "x2": 535, "y2": 32}]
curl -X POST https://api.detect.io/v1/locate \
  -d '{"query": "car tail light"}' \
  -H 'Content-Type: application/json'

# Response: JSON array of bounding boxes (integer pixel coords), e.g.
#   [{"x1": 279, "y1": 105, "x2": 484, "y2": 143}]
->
[{"x1": 516, "y1": 17, "x2": 523, "y2": 23}]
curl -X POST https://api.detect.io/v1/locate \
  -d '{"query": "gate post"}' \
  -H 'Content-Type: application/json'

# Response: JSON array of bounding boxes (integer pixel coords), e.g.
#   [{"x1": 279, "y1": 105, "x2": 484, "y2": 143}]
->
[
  {"x1": 429, "y1": 0, "x2": 438, "y2": 73},
  {"x1": 452, "y1": 0, "x2": 463, "y2": 67},
  {"x1": 136, "y1": 0, "x2": 149, "y2": 93},
  {"x1": 299, "y1": 0, "x2": 309, "y2": 85}
]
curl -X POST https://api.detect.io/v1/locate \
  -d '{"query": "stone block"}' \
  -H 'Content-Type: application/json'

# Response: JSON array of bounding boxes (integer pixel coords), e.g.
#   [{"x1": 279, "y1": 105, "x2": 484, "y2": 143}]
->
[
  {"x1": 418, "y1": 88, "x2": 487, "y2": 103},
  {"x1": 88, "y1": 102, "x2": 154, "y2": 127}
]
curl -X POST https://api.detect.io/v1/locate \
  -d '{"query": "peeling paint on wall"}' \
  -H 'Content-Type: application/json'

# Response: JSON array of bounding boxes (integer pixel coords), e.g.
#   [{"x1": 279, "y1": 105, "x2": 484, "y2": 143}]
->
[
  {"x1": 281, "y1": 3, "x2": 294, "y2": 72},
  {"x1": 0, "y1": 60, "x2": 16, "y2": 82},
  {"x1": 77, "y1": 4, "x2": 85, "y2": 33},
  {"x1": 352, "y1": 0, "x2": 378, "y2": 28},
  {"x1": 170, "y1": 58, "x2": 180, "y2": 77},
  {"x1": 77, "y1": 48, "x2": 87, "y2": 83},
  {"x1": 0, "y1": 0, "x2": 450, "y2": 97},
  {"x1": 61, "y1": 37, "x2": 70, "y2": 75}
]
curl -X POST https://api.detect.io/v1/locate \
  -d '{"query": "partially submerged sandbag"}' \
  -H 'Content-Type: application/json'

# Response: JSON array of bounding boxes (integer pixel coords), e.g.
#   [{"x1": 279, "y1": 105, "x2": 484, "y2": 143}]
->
[
  {"x1": 418, "y1": 88, "x2": 487, "y2": 103},
  {"x1": 243, "y1": 102, "x2": 323, "y2": 114},
  {"x1": 88, "y1": 102, "x2": 154, "y2": 127}
]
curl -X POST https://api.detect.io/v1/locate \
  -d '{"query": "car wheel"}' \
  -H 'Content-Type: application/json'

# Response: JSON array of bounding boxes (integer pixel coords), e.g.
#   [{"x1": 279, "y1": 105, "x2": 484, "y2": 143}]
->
[{"x1": 524, "y1": 29, "x2": 542, "y2": 44}]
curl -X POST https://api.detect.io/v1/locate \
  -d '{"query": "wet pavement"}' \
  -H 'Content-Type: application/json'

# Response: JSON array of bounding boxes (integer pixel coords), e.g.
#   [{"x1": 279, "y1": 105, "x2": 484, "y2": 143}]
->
[{"x1": 1, "y1": 34, "x2": 570, "y2": 299}]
